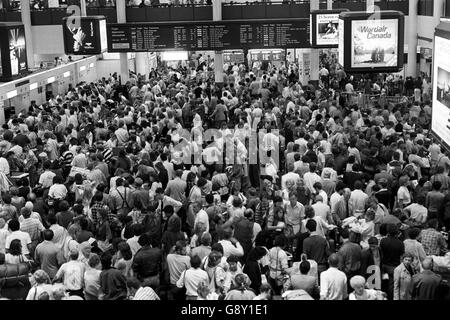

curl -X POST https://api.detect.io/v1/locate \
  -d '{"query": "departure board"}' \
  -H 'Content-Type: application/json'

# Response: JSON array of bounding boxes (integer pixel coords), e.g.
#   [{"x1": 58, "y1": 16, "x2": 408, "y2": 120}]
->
[{"x1": 107, "y1": 19, "x2": 310, "y2": 52}]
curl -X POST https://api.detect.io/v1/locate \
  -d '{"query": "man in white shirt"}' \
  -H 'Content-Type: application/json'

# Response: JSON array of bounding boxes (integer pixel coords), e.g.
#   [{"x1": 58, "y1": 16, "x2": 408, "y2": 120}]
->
[
  {"x1": 161, "y1": 154, "x2": 175, "y2": 181},
  {"x1": 281, "y1": 164, "x2": 301, "y2": 190},
  {"x1": 320, "y1": 254, "x2": 348, "y2": 300},
  {"x1": 192, "y1": 201, "x2": 209, "y2": 234},
  {"x1": 218, "y1": 229, "x2": 244, "y2": 258},
  {"x1": 404, "y1": 196, "x2": 428, "y2": 225},
  {"x1": 303, "y1": 163, "x2": 322, "y2": 194},
  {"x1": 38, "y1": 161, "x2": 56, "y2": 188},
  {"x1": 0, "y1": 155, "x2": 10, "y2": 176},
  {"x1": 349, "y1": 181, "x2": 369, "y2": 217},
  {"x1": 330, "y1": 183, "x2": 345, "y2": 216},
  {"x1": 312, "y1": 195, "x2": 332, "y2": 224},
  {"x1": 176, "y1": 255, "x2": 209, "y2": 299},
  {"x1": 0, "y1": 218, "x2": 9, "y2": 254},
  {"x1": 53, "y1": 249, "x2": 85, "y2": 297},
  {"x1": 294, "y1": 132, "x2": 308, "y2": 156},
  {"x1": 126, "y1": 224, "x2": 143, "y2": 256},
  {"x1": 114, "y1": 120, "x2": 129, "y2": 147},
  {"x1": 155, "y1": 189, "x2": 183, "y2": 214}
]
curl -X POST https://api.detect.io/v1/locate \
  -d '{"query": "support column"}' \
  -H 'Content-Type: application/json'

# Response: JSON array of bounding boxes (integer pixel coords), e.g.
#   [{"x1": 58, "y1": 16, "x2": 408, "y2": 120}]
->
[
  {"x1": 135, "y1": 53, "x2": 147, "y2": 79},
  {"x1": 407, "y1": 0, "x2": 418, "y2": 77},
  {"x1": 366, "y1": 0, "x2": 375, "y2": 12},
  {"x1": 80, "y1": 0, "x2": 87, "y2": 16},
  {"x1": 327, "y1": 0, "x2": 332, "y2": 10},
  {"x1": 0, "y1": 100, "x2": 5, "y2": 126},
  {"x1": 116, "y1": 0, "x2": 129, "y2": 83},
  {"x1": 20, "y1": 0, "x2": 34, "y2": 69},
  {"x1": 213, "y1": 0, "x2": 223, "y2": 86},
  {"x1": 309, "y1": 0, "x2": 320, "y2": 84}
]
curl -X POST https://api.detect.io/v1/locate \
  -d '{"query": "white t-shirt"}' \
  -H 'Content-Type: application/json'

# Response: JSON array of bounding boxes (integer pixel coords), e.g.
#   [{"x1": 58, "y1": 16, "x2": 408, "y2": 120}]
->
[
  {"x1": 349, "y1": 289, "x2": 383, "y2": 300},
  {"x1": 0, "y1": 228, "x2": 9, "y2": 254},
  {"x1": 6, "y1": 230, "x2": 32, "y2": 255},
  {"x1": 55, "y1": 260, "x2": 85, "y2": 291}
]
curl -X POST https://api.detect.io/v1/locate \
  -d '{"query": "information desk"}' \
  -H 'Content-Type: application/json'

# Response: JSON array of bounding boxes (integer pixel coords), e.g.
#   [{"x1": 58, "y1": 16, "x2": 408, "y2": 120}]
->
[{"x1": 107, "y1": 18, "x2": 310, "y2": 52}]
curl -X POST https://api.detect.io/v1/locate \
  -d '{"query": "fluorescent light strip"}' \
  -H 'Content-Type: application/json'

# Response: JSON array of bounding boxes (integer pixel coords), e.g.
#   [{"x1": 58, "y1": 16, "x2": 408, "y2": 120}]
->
[
  {"x1": 89, "y1": 63, "x2": 94, "y2": 68},
  {"x1": 30, "y1": 83, "x2": 38, "y2": 90},
  {"x1": 80, "y1": 66, "x2": 86, "y2": 71},
  {"x1": 47, "y1": 76, "x2": 55, "y2": 83},
  {"x1": 63, "y1": 71, "x2": 71, "y2": 78}
]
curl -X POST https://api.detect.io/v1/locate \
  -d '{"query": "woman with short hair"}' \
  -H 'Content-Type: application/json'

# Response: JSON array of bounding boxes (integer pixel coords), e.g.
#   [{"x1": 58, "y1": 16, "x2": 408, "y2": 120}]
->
[
  {"x1": 26, "y1": 270, "x2": 53, "y2": 300},
  {"x1": 393, "y1": 252, "x2": 416, "y2": 300},
  {"x1": 349, "y1": 275, "x2": 386, "y2": 300}
]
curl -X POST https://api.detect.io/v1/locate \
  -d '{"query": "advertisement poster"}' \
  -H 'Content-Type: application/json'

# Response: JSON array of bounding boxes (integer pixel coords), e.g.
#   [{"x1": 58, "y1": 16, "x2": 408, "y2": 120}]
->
[
  {"x1": 351, "y1": 19, "x2": 399, "y2": 68},
  {"x1": 316, "y1": 13, "x2": 340, "y2": 46},
  {"x1": 8, "y1": 26, "x2": 27, "y2": 76},
  {"x1": 64, "y1": 18, "x2": 104, "y2": 55},
  {"x1": 432, "y1": 35, "x2": 450, "y2": 145}
]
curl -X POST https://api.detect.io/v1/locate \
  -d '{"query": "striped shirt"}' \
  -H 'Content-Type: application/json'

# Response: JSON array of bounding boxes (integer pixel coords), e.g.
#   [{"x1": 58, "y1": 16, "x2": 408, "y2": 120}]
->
[
  {"x1": 132, "y1": 287, "x2": 160, "y2": 300},
  {"x1": 102, "y1": 149, "x2": 113, "y2": 164},
  {"x1": 61, "y1": 151, "x2": 74, "y2": 168},
  {"x1": 20, "y1": 218, "x2": 45, "y2": 241}
]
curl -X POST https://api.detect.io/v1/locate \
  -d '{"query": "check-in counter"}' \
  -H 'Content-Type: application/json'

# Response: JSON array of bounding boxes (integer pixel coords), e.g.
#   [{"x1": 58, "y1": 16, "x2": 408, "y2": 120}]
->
[{"x1": 0, "y1": 56, "x2": 98, "y2": 124}]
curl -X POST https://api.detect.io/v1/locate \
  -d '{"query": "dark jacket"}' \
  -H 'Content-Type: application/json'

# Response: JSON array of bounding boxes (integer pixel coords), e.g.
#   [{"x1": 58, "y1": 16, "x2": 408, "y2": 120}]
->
[
  {"x1": 380, "y1": 236, "x2": 405, "y2": 268},
  {"x1": 243, "y1": 248, "x2": 266, "y2": 295},
  {"x1": 99, "y1": 268, "x2": 128, "y2": 300},
  {"x1": 410, "y1": 270, "x2": 442, "y2": 300},
  {"x1": 338, "y1": 241, "x2": 362, "y2": 274},
  {"x1": 302, "y1": 234, "x2": 331, "y2": 265},
  {"x1": 360, "y1": 247, "x2": 383, "y2": 279},
  {"x1": 132, "y1": 246, "x2": 162, "y2": 279}
]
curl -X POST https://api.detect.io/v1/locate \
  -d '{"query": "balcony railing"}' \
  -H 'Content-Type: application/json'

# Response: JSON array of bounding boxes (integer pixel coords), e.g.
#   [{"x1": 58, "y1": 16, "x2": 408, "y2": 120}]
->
[{"x1": 0, "y1": 0, "x2": 410, "y2": 24}]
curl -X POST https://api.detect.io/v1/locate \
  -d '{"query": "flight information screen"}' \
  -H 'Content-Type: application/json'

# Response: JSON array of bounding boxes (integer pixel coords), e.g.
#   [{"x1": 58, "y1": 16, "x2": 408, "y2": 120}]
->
[{"x1": 107, "y1": 19, "x2": 310, "y2": 52}]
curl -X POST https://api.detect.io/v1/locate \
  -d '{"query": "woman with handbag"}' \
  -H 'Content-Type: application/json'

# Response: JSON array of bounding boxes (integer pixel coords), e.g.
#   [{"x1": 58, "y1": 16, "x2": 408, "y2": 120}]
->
[
  {"x1": 176, "y1": 255, "x2": 209, "y2": 300},
  {"x1": 4, "y1": 240, "x2": 32, "y2": 265},
  {"x1": 26, "y1": 270, "x2": 53, "y2": 300},
  {"x1": 267, "y1": 235, "x2": 289, "y2": 295}
]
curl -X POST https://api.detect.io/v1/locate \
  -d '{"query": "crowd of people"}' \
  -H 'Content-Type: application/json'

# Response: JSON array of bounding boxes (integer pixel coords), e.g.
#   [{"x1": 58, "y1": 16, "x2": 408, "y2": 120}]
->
[{"x1": 0, "y1": 51, "x2": 449, "y2": 301}]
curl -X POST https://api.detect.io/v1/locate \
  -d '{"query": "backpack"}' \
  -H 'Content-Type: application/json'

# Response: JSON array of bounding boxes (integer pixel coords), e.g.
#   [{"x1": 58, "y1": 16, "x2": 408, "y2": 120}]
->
[{"x1": 0, "y1": 263, "x2": 31, "y2": 289}]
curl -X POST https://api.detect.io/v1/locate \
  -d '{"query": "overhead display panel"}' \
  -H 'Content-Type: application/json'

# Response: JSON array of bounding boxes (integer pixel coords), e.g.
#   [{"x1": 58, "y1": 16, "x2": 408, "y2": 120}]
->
[
  {"x1": 107, "y1": 19, "x2": 310, "y2": 52},
  {"x1": 432, "y1": 22, "x2": 450, "y2": 149},
  {"x1": 63, "y1": 16, "x2": 108, "y2": 55},
  {"x1": 338, "y1": 11, "x2": 404, "y2": 73},
  {"x1": 310, "y1": 9, "x2": 349, "y2": 48}
]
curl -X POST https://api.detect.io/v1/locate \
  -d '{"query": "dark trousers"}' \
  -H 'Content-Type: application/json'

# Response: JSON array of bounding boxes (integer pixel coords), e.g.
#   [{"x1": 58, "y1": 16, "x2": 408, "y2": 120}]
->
[
  {"x1": 169, "y1": 284, "x2": 186, "y2": 301},
  {"x1": 67, "y1": 289, "x2": 85, "y2": 299},
  {"x1": 382, "y1": 265, "x2": 396, "y2": 300}
]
